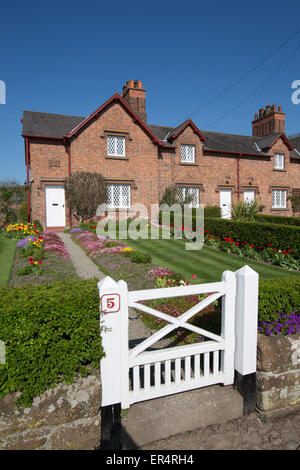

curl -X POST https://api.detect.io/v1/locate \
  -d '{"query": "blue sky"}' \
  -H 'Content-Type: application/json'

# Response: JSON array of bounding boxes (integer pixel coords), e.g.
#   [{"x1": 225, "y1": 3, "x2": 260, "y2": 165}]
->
[{"x1": 1, "y1": 0, "x2": 300, "y2": 183}]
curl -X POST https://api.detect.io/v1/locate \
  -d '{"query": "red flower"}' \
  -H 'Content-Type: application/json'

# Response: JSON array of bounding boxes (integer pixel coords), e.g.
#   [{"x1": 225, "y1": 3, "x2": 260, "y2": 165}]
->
[
  {"x1": 250, "y1": 244, "x2": 254, "y2": 247},
  {"x1": 192, "y1": 274, "x2": 197, "y2": 279},
  {"x1": 273, "y1": 249, "x2": 277, "y2": 252},
  {"x1": 258, "y1": 246, "x2": 262, "y2": 249},
  {"x1": 28, "y1": 257, "x2": 33, "y2": 261},
  {"x1": 38, "y1": 261, "x2": 42, "y2": 264},
  {"x1": 30, "y1": 261, "x2": 34, "y2": 265},
  {"x1": 288, "y1": 249, "x2": 292, "y2": 252},
  {"x1": 269, "y1": 243, "x2": 272, "y2": 247},
  {"x1": 244, "y1": 242, "x2": 247, "y2": 244}
]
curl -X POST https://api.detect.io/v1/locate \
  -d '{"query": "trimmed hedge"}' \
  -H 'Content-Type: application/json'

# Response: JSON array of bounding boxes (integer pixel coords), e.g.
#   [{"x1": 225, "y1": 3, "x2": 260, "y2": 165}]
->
[
  {"x1": 255, "y1": 213, "x2": 300, "y2": 227},
  {"x1": 0, "y1": 279, "x2": 104, "y2": 407},
  {"x1": 258, "y1": 278, "x2": 300, "y2": 323},
  {"x1": 204, "y1": 218, "x2": 300, "y2": 259}
]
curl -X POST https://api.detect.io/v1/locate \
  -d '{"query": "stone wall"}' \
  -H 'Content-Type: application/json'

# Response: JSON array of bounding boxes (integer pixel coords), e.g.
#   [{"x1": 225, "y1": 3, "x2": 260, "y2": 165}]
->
[
  {"x1": 256, "y1": 332, "x2": 300, "y2": 412},
  {"x1": 0, "y1": 369, "x2": 101, "y2": 450}
]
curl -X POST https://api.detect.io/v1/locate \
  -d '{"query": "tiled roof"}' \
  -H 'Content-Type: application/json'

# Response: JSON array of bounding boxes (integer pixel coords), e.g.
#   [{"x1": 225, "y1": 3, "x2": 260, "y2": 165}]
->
[
  {"x1": 22, "y1": 111, "x2": 85, "y2": 138},
  {"x1": 22, "y1": 108, "x2": 295, "y2": 158}
]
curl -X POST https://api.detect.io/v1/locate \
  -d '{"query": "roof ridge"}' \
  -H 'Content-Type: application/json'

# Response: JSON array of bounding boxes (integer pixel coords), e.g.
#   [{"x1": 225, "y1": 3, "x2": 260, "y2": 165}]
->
[{"x1": 23, "y1": 110, "x2": 86, "y2": 119}]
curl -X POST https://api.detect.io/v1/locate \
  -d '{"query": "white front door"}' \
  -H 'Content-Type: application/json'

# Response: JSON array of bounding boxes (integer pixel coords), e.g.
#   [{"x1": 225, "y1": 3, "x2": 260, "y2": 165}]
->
[
  {"x1": 220, "y1": 189, "x2": 232, "y2": 219},
  {"x1": 244, "y1": 189, "x2": 255, "y2": 203},
  {"x1": 45, "y1": 185, "x2": 66, "y2": 227}
]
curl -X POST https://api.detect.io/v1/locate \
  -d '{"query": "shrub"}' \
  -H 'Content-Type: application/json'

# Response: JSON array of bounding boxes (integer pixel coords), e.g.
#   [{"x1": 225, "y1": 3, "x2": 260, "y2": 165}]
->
[
  {"x1": 204, "y1": 206, "x2": 221, "y2": 218},
  {"x1": 64, "y1": 172, "x2": 107, "y2": 224},
  {"x1": 258, "y1": 278, "x2": 300, "y2": 324},
  {"x1": 104, "y1": 240, "x2": 119, "y2": 248},
  {"x1": 33, "y1": 219, "x2": 43, "y2": 232},
  {"x1": 255, "y1": 213, "x2": 300, "y2": 227},
  {"x1": 231, "y1": 200, "x2": 264, "y2": 221},
  {"x1": 129, "y1": 250, "x2": 152, "y2": 264},
  {"x1": 0, "y1": 279, "x2": 104, "y2": 407},
  {"x1": 204, "y1": 218, "x2": 300, "y2": 259}
]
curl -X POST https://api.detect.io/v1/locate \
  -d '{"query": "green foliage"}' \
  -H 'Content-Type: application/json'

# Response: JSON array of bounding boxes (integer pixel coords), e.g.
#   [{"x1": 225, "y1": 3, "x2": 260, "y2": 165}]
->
[
  {"x1": 16, "y1": 265, "x2": 34, "y2": 276},
  {"x1": 255, "y1": 213, "x2": 300, "y2": 227},
  {"x1": 231, "y1": 199, "x2": 264, "y2": 221},
  {"x1": 0, "y1": 279, "x2": 104, "y2": 407},
  {"x1": 129, "y1": 250, "x2": 152, "y2": 264},
  {"x1": 258, "y1": 278, "x2": 300, "y2": 323},
  {"x1": 104, "y1": 240, "x2": 119, "y2": 248},
  {"x1": 0, "y1": 180, "x2": 27, "y2": 225},
  {"x1": 204, "y1": 206, "x2": 221, "y2": 218},
  {"x1": 204, "y1": 218, "x2": 300, "y2": 259},
  {"x1": 18, "y1": 199, "x2": 28, "y2": 223}
]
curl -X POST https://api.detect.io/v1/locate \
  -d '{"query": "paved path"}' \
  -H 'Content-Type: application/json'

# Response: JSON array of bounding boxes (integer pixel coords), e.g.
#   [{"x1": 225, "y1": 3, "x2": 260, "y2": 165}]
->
[
  {"x1": 57, "y1": 233, "x2": 165, "y2": 348},
  {"x1": 141, "y1": 408, "x2": 300, "y2": 450}
]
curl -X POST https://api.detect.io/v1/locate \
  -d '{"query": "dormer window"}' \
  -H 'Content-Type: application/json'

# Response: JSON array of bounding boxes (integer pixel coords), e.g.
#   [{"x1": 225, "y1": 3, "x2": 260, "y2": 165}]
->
[
  {"x1": 181, "y1": 144, "x2": 195, "y2": 163},
  {"x1": 107, "y1": 135, "x2": 126, "y2": 157},
  {"x1": 274, "y1": 153, "x2": 284, "y2": 170}
]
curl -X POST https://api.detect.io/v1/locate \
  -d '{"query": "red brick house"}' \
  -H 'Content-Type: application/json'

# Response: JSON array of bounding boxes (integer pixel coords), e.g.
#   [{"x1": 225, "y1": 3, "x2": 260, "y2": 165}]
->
[{"x1": 22, "y1": 80, "x2": 300, "y2": 229}]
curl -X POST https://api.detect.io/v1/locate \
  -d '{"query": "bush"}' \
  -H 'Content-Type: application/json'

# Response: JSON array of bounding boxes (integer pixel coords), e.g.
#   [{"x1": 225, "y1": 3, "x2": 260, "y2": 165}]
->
[
  {"x1": 104, "y1": 240, "x2": 119, "y2": 248},
  {"x1": 204, "y1": 206, "x2": 221, "y2": 218},
  {"x1": 129, "y1": 250, "x2": 152, "y2": 264},
  {"x1": 258, "y1": 278, "x2": 300, "y2": 323},
  {"x1": 204, "y1": 218, "x2": 300, "y2": 259},
  {"x1": 255, "y1": 213, "x2": 300, "y2": 227},
  {"x1": 0, "y1": 279, "x2": 104, "y2": 407},
  {"x1": 33, "y1": 219, "x2": 43, "y2": 232}
]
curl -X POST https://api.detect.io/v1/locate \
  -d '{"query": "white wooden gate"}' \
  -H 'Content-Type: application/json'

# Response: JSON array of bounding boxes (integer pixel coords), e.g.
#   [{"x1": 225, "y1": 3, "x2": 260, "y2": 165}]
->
[{"x1": 98, "y1": 266, "x2": 258, "y2": 410}]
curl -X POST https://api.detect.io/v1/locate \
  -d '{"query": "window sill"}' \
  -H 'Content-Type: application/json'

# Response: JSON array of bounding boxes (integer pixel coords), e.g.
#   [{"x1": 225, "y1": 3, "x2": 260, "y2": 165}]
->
[
  {"x1": 273, "y1": 168, "x2": 286, "y2": 172},
  {"x1": 271, "y1": 208, "x2": 289, "y2": 211},
  {"x1": 179, "y1": 162, "x2": 198, "y2": 166},
  {"x1": 105, "y1": 156, "x2": 129, "y2": 161}
]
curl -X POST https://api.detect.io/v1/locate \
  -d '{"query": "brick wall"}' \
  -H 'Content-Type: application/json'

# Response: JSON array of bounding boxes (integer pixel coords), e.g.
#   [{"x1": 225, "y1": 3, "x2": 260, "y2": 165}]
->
[{"x1": 27, "y1": 102, "x2": 300, "y2": 228}]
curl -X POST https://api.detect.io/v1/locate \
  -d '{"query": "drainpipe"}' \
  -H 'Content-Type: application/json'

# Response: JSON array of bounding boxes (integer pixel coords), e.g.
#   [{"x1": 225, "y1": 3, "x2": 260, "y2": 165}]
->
[
  {"x1": 25, "y1": 137, "x2": 31, "y2": 222},
  {"x1": 237, "y1": 154, "x2": 241, "y2": 200},
  {"x1": 67, "y1": 139, "x2": 72, "y2": 228}
]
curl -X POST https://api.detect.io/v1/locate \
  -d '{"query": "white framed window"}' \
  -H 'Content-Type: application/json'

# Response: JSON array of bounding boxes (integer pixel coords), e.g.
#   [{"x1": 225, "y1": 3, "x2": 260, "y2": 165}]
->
[
  {"x1": 177, "y1": 187, "x2": 199, "y2": 207},
  {"x1": 107, "y1": 136, "x2": 126, "y2": 157},
  {"x1": 181, "y1": 144, "x2": 195, "y2": 163},
  {"x1": 272, "y1": 189, "x2": 287, "y2": 209},
  {"x1": 107, "y1": 184, "x2": 130, "y2": 208},
  {"x1": 274, "y1": 153, "x2": 284, "y2": 170}
]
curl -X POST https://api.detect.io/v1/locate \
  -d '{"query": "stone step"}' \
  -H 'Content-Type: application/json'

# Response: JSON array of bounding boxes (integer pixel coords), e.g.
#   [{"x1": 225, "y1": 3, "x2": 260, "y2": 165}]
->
[{"x1": 121, "y1": 384, "x2": 243, "y2": 448}]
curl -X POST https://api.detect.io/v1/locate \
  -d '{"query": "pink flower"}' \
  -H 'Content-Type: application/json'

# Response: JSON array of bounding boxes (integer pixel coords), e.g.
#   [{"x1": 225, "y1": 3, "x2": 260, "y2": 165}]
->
[{"x1": 192, "y1": 274, "x2": 197, "y2": 279}]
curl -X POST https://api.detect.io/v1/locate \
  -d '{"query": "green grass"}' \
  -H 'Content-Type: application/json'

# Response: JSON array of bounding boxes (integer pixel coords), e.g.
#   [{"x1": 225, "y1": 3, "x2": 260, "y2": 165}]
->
[
  {"x1": 0, "y1": 235, "x2": 17, "y2": 286},
  {"x1": 120, "y1": 236, "x2": 300, "y2": 283}
]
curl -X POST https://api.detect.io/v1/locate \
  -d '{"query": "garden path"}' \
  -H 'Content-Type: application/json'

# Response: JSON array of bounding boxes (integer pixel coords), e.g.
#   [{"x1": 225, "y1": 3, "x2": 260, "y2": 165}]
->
[{"x1": 57, "y1": 233, "x2": 169, "y2": 348}]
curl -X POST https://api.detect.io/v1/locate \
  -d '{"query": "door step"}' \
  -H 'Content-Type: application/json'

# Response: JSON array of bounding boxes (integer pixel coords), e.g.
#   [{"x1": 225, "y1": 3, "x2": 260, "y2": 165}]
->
[{"x1": 121, "y1": 384, "x2": 243, "y2": 448}]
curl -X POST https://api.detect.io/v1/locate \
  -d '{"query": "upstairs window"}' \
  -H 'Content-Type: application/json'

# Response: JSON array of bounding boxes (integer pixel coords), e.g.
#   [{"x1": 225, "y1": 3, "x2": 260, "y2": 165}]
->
[
  {"x1": 177, "y1": 186, "x2": 199, "y2": 207},
  {"x1": 272, "y1": 189, "x2": 286, "y2": 209},
  {"x1": 107, "y1": 183, "x2": 130, "y2": 208},
  {"x1": 107, "y1": 136, "x2": 126, "y2": 157},
  {"x1": 274, "y1": 153, "x2": 284, "y2": 170},
  {"x1": 181, "y1": 144, "x2": 195, "y2": 163}
]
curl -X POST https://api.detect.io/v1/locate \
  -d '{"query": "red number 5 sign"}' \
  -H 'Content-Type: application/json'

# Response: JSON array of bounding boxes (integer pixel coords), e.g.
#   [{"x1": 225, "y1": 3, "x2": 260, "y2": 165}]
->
[{"x1": 101, "y1": 294, "x2": 120, "y2": 313}]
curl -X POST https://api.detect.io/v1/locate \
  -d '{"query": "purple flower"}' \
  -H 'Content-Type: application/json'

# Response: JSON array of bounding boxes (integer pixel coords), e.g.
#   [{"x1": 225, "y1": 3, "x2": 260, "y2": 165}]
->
[
  {"x1": 70, "y1": 228, "x2": 83, "y2": 233},
  {"x1": 17, "y1": 237, "x2": 30, "y2": 248}
]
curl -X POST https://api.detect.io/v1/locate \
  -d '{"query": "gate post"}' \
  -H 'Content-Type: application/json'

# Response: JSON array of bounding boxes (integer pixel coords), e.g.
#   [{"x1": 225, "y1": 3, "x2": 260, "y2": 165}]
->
[
  {"x1": 234, "y1": 265, "x2": 259, "y2": 414},
  {"x1": 221, "y1": 270, "x2": 236, "y2": 385},
  {"x1": 98, "y1": 276, "x2": 129, "y2": 408}
]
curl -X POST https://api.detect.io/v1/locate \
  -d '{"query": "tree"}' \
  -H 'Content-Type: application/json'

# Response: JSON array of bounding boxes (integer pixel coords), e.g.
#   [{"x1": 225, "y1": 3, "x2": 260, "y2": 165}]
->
[
  {"x1": 64, "y1": 172, "x2": 107, "y2": 224},
  {"x1": 159, "y1": 185, "x2": 193, "y2": 208},
  {"x1": 0, "y1": 180, "x2": 26, "y2": 225}
]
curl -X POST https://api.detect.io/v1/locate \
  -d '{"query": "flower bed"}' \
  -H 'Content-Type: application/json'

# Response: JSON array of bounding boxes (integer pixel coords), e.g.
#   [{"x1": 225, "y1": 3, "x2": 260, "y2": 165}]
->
[{"x1": 9, "y1": 231, "x2": 78, "y2": 286}]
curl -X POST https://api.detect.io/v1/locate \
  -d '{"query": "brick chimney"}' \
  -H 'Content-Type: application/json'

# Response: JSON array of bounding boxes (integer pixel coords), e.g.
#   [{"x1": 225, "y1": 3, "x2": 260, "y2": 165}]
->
[
  {"x1": 121, "y1": 80, "x2": 147, "y2": 122},
  {"x1": 252, "y1": 104, "x2": 285, "y2": 137}
]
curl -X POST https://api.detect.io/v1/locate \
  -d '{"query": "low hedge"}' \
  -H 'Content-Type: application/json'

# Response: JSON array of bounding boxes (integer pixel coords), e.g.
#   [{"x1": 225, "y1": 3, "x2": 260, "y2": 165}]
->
[
  {"x1": 0, "y1": 279, "x2": 104, "y2": 407},
  {"x1": 258, "y1": 278, "x2": 300, "y2": 323},
  {"x1": 204, "y1": 218, "x2": 300, "y2": 259},
  {"x1": 255, "y1": 213, "x2": 300, "y2": 227}
]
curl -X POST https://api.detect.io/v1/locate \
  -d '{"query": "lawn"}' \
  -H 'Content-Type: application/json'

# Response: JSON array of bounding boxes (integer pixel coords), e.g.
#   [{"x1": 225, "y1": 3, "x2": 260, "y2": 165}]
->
[
  {"x1": 0, "y1": 234, "x2": 17, "y2": 286},
  {"x1": 120, "y1": 236, "x2": 300, "y2": 283}
]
